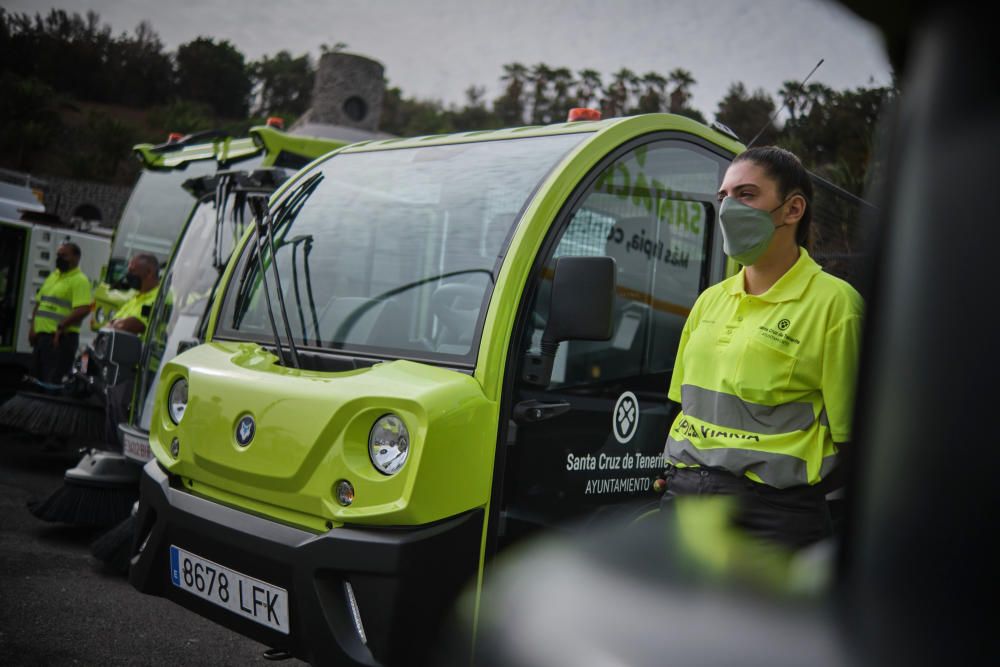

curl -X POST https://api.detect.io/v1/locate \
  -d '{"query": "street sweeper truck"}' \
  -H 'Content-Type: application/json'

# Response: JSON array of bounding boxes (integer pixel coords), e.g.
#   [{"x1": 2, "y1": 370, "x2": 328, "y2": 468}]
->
[{"x1": 21, "y1": 126, "x2": 347, "y2": 536}]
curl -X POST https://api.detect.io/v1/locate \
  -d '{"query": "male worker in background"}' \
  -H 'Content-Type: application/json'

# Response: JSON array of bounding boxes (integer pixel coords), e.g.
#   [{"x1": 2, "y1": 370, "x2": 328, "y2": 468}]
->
[
  {"x1": 29, "y1": 242, "x2": 92, "y2": 383},
  {"x1": 104, "y1": 252, "x2": 160, "y2": 451},
  {"x1": 108, "y1": 252, "x2": 160, "y2": 335}
]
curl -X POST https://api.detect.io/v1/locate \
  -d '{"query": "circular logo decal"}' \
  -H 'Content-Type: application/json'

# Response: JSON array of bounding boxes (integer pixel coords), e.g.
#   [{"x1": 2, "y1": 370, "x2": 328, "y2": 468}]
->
[
  {"x1": 612, "y1": 391, "x2": 639, "y2": 444},
  {"x1": 235, "y1": 414, "x2": 256, "y2": 447},
  {"x1": 778, "y1": 318, "x2": 790, "y2": 331}
]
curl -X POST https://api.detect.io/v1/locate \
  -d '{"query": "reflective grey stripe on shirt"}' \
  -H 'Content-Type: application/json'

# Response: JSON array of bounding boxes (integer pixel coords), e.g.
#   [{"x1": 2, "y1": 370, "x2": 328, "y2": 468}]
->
[
  {"x1": 39, "y1": 295, "x2": 72, "y2": 309},
  {"x1": 681, "y1": 384, "x2": 815, "y2": 435},
  {"x1": 665, "y1": 435, "x2": 810, "y2": 489},
  {"x1": 35, "y1": 310, "x2": 64, "y2": 321},
  {"x1": 819, "y1": 454, "x2": 838, "y2": 480},
  {"x1": 819, "y1": 408, "x2": 829, "y2": 429}
]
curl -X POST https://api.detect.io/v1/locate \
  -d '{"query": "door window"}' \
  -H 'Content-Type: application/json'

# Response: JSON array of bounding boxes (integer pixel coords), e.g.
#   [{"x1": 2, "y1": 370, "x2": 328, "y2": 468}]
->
[
  {"x1": 500, "y1": 139, "x2": 729, "y2": 544},
  {"x1": 528, "y1": 142, "x2": 720, "y2": 388}
]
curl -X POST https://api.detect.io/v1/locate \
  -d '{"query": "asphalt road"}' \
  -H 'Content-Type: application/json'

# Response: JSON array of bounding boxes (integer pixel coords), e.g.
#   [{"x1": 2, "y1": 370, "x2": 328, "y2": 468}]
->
[{"x1": 0, "y1": 430, "x2": 308, "y2": 667}]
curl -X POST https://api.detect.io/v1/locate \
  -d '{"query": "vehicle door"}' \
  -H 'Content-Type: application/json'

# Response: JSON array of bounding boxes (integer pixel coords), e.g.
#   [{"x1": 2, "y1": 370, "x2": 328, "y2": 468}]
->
[
  {"x1": 0, "y1": 222, "x2": 28, "y2": 353},
  {"x1": 494, "y1": 136, "x2": 733, "y2": 548}
]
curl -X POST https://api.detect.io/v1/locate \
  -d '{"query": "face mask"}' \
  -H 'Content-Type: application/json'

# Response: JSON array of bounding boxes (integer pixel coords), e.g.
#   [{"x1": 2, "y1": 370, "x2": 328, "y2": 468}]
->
[
  {"x1": 718, "y1": 196, "x2": 790, "y2": 266},
  {"x1": 125, "y1": 272, "x2": 142, "y2": 290},
  {"x1": 55, "y1": 258, "x2": 70, "y2": 272}
]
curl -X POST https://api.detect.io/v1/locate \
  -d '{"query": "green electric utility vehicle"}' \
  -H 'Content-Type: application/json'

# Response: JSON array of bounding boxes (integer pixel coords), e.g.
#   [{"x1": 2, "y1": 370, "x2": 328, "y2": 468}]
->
[{"x1": 129, "y1": 113, "x2": 867, "y2": 665}]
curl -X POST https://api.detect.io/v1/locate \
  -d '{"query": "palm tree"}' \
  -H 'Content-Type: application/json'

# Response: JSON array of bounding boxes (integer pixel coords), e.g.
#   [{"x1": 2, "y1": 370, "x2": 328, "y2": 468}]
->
[
  {"x1": 779, "y1": 80, "x2": 807, "y2": 122},
  {"x1": 575, "y1": 69, "x2": 602, "y2": 108},
  {"x1": 667, "y1": 68, "x2": 696, "y2": 114},
  {"x1": 604, "y1": 67, "x2": 637, "y2": 117},
  {"x1": 549, "y1": 66, "x2": 575, "y2": 120},
  {"x1": 638, "y1": 72, "x2": 668, "y2": 113},
  {"x1": 529, "y1": 62, "x2": 554, "y2": 124},
  {"x1": 496, "y1": 62, "x2": 529, "y2": 125}
]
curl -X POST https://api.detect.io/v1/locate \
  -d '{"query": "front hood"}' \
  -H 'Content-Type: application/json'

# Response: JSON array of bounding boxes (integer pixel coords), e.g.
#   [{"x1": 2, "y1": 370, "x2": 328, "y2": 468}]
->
[{"x1": 151, "y1": 342, "x2": 496, "y2": 529}]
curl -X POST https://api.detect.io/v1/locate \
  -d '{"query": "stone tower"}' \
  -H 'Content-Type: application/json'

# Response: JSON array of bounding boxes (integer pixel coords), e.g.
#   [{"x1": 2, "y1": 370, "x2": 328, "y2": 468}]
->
[{"x1": 308, "y1": 52, "x2": 385, "y2": 131}]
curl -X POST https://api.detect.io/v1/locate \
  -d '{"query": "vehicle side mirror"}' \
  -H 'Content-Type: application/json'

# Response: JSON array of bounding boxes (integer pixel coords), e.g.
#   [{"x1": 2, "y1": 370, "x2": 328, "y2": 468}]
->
[{"x1": 522, "y1": 256, "x2": 616, "y2": 386}]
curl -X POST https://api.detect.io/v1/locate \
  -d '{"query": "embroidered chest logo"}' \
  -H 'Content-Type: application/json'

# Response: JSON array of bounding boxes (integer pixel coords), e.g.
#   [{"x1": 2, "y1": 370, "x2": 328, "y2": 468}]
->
[{"x1": 758, "y1": 320, "x2": 801, "y2": 346}]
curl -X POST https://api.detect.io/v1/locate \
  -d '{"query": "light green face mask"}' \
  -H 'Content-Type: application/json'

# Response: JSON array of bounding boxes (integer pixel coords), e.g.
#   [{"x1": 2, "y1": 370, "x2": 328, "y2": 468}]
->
[{"x1": 718, "y1": 196, "x2": 786, "y2": 266}]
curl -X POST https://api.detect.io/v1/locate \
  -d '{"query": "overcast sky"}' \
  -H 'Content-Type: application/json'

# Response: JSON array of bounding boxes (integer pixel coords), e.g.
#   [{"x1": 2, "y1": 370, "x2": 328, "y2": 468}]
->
[{"x1": 6, "y1": 0, "x2": 891, "y2": 120}]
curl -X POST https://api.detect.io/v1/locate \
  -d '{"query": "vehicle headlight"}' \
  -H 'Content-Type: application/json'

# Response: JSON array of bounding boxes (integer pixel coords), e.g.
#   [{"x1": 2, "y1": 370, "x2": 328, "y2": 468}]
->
[
  {"x1": 369, "y1": 414, "x2": 409, "y2": 475},
  {"x1": 95, "y1": 306, "x2": 105, "y2": 322},
  {"x1": 167, "y1": 378, "x2": 188, "y2": 424}
]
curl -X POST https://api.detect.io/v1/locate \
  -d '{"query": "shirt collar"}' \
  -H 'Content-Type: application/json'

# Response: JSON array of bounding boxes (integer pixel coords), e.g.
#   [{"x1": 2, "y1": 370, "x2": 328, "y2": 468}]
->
[
  {"x1": 56, "y1": 267, "x2": 81, "y2": 278},
  {"x1": 724, "y1": 247, "x2": 821, "y2": 302}
]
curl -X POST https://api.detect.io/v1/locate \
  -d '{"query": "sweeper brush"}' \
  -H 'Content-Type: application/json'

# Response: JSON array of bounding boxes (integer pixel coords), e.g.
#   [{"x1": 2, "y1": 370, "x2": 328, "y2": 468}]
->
[
  {"x1": 28, "y1": 450, "x2": 141, "y2": 527},
  {"x1": 91, "y1": 508, "x2": 137, "y2": 574},
  {"x1": 0, "y1": 389, "x2": 104, "y2": 445}
]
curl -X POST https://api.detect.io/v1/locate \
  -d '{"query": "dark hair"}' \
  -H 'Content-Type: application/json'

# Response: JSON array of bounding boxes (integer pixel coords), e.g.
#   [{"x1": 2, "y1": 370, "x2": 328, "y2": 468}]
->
[
  {"x1": 133, "y1": 252, "x2": 159, "y2": 275},
  {"x1": 60, "y1": 242, "x2": 82, "y2": 259},
  {"x1": 733, "y1": 146, "x2": 814, "y2": 247}
]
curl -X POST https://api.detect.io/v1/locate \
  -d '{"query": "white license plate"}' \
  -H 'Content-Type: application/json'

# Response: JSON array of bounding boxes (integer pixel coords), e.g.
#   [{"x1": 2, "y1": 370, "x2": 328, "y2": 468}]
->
[
  {"x1": 169, "y1": 545, "x2": 289, "y2": 634},
  {"x1": 122, "y1": 432, "x2": 151, "y2": 462}
]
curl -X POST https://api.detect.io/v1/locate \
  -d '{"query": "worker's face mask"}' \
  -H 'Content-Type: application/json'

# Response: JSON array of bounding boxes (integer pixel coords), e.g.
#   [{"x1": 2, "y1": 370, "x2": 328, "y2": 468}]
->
[
  {"x1": 55, "y1": 257, "x2": 70, "y2": 272},
  {"x1": 718, "y1": 196, "x2": 792, "y2": 266},
  {"x1": 125, "y1": 272, "x2": 142, "y2": 290}
]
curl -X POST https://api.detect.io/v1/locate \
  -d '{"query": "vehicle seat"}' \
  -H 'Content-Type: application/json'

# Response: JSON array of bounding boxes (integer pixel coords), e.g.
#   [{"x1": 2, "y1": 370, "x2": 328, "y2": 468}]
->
[
  {"x1": 318, "y1": 297, "x2": 404, "y2": 348},
  {"x1": 431, "y1": 283, "x2": 485, "y2": 355}
]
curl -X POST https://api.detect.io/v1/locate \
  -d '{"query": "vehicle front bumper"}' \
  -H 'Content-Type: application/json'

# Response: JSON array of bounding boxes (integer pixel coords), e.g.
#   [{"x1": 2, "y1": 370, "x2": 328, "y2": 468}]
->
[{"x1": 129, "y1": 461, "x2": 484, "y2": 666}]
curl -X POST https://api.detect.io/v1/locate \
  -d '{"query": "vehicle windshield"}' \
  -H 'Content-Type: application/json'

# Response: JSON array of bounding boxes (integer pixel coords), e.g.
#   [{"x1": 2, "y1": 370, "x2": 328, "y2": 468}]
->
[
  {"x1": 107, "y1": 159, "x2": 243, "y2": 284},
  {"x1": 217, "y1": 133, "x2": 587, "y2": 365},
  {"x1": 134, "y1": 181, "x2": 264, "y2": 429}
]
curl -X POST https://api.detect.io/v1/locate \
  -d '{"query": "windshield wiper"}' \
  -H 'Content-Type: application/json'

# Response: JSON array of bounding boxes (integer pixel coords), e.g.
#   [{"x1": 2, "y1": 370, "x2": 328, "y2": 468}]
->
[
  {"x1": 287, "y1": 235, "x2": 320, "y2": 346},
  {"x1": 247, "y1": 194, "x2": 300, "y2": 369}
]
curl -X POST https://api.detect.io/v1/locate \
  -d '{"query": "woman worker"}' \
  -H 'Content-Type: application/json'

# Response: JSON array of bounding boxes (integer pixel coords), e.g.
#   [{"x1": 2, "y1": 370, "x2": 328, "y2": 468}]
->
[{"x1": 661, "y1": 146, "x2": 863, "y2": 549}]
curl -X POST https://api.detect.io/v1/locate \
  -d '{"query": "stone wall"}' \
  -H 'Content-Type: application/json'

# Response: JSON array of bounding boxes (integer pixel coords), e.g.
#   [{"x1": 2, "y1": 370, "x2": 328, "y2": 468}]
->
[{"x1": 43, "y1": 176, "x2": 131, "y2": 229}]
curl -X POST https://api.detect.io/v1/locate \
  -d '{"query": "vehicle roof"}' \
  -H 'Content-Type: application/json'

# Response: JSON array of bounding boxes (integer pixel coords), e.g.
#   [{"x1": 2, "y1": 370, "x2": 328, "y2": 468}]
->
[
  {"x1": 0, "y1": 181, "x2": 45, "y2": 214},
  {"x1": 336, "y1": 113, "x2": 745, "y2": 155}
]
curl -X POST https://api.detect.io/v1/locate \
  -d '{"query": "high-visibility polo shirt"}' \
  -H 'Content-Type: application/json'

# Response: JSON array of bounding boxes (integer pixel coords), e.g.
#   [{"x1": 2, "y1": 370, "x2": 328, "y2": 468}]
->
[
  {"x1": 33, "y1": 267, "x2": 92, "y2": 334},
  {"x1": 665, "y1": 247, "x2": 863, "y2": 489},
  {"x1": 114, "y1": 286, "x2": 160, "y2": 336}
]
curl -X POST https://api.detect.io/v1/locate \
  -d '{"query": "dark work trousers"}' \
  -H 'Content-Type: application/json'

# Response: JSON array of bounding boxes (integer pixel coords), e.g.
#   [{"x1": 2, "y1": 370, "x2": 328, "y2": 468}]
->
[
  {"x1": 660, "y1": 465, "x2": 832, "y2": 550},
  {"x1": 31, "y1": 332, "x2": 79, "y2": 384},
  {"x1": 104, "y1": 380, "x2": 132, "y2": 453}
]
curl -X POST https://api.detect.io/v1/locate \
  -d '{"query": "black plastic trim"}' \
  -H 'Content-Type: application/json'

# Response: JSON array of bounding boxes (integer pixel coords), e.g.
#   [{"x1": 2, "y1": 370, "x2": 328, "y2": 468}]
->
[{"x1": 129, "y1": 461, "x2": 483, "y2": 667}]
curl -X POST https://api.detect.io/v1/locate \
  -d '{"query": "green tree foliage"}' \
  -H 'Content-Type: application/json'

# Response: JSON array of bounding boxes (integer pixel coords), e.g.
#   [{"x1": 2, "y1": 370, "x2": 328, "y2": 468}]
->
[
  {"x1": 251, "y1": 50, "x2": 315, "y2": 118},
  {"x1": 715, "y1": 82, "x2": 779, "y2": 145},
  {"x1": 380, "y1": 85, "x2": 456, "y2": 137},
  {"x1": 450, "y1": 86, "x2": 501, "y2": 132},
  {"x1": 147, "y1": 100, "x2": 215, "y2": 135},
  {"x1": 494, "y1": 62, "x2": 529, "y2": 126},
  {"x1": 637, "y1": 72, "x2": 668, "y2": 113},
  {"x1": 779, "y1": 84, "x2": 893, "y2": 194},
  {"x1": 0, "y1": 72, "x2": 63, "y2": 170},
  {"x1": 603, "y1": 67, "x2": 638, "y2": 117},
  {"x1": 575, "y1": 69, "x2": 602, "y2": 108},
  {"x1": 107, "y1": 21, "x2": 174, "y2": 107},
  {"x1": 0, "y1": 8, "x2": 173, "y2": 107},
  {"x1": 64, "y1": 111, "x2": 140, "y2": 180},
  {"x1": 175, "y1": 37, "x2": 253, "y2": 118}
]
